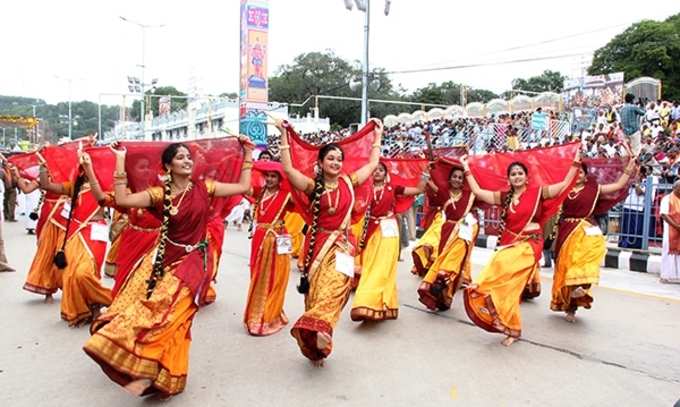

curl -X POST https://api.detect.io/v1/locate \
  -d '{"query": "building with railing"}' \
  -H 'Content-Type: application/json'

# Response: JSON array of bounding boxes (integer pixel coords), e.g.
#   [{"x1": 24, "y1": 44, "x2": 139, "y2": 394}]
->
[{"x1": 103, "y1": 97, "x2": 330, "y2": 142}]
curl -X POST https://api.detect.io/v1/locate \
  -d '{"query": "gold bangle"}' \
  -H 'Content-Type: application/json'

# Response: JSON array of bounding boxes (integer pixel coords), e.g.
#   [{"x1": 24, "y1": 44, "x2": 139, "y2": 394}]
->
[
  {"x1": 242, "y1": 163, "x2": 253, "y2": 171},
  {"x1": 114, "y1": 171, "x2": 127, "y2": 178},
  {"x1": 279, "y1": 145, "x2": 290, "y2": 150},
  {"x1": 114, "y1": 180, "x2": 127, "y2": 186},
  {"x1": 572, "y1": 160, "x2": 582, "y2": 168},
  {"x1": 372, "y1": 143, "x2": 381, "y2": 148},
  {"x1": 464, "y1": 170, "x2": 471, "y2": 177}
]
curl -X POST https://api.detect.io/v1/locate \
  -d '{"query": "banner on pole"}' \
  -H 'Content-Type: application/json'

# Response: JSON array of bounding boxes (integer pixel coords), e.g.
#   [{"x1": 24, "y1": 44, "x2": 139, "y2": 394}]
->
[{"x1": 239, "y1": 0, "x2": 269, "y2": 146}]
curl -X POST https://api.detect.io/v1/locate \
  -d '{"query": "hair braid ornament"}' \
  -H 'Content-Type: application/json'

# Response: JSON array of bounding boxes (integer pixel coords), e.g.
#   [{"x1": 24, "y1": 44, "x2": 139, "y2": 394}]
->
[
  {"x1": 146, "y1": 170, "x2": 172, "y2": 299},
  {"x1": 298, "y1": 172, "x2": 324, "y2": 294}
]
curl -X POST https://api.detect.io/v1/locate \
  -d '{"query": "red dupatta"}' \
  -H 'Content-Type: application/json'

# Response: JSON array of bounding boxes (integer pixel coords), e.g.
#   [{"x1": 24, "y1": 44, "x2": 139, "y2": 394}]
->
[
  {"x1": 380, "y1": 157, "x2": 428, "y2": 214},
  {"x1": 111, "y1": 208, "x2": 160, "y2": 298},
  {"x1": 553, "y1": 179, "x2": 600, "y2": 257},
  {"x1": 8, "y1": 151, "x2": 40, "y2": 180},
  {"x1": 468, "y1": 143, "x2": 580, "y2": 239},
  {"x1": 285, "y1": 121, "x2": 376, "y2": 225}
]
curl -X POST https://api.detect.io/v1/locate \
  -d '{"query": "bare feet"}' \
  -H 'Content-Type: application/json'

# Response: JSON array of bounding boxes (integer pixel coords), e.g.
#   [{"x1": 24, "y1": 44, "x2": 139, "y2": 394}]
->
[
  {"x1": 310, "y1": 359, "x2": 325, "y2": 368},
  {"x1": 501, "y1": 336, "x2": 516, "y2": 347},
  {"x1": 44, "y1": 294, "x2": 54, "y2": 304},
  {"x1": 570, "y1": 287, "x2": 587, "y2": 299},
  {"x1": 565, "y1": 312, "x2": 576, "y2": 323},
  {"x1": 124, "y1": 378, "x2": 152, "y2": 397}
]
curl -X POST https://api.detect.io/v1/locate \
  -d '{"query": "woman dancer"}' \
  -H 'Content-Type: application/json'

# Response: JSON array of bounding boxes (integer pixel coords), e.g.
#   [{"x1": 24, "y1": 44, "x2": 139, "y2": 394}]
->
[
  {"x1": 278, "y1": 119, "x2": 383, "y2": 364},
  {"x1": 410, "y1": 185, "x2": 444, "y2": 277},
  {"x1": 39, "y1": 151, "x2": 113, "y2": 326},
  {"x1": 551, "y1": 159, "x2": 636, "y2": 322},
  {"x1": 418, "y1": 163, "x2": 478, "y2": 311},
  {"x1": 351, "y1": 161, "x2": 427, "y2": 321},
  {"x1": 461, "y1": 150, "x2": 579, "y2": 346},
  {"x1": 83, "y1": 138, "x2": 253, "y2": 397},
  {"x1": 244, "y1": 160, "x2": 294, "y2": 335}
]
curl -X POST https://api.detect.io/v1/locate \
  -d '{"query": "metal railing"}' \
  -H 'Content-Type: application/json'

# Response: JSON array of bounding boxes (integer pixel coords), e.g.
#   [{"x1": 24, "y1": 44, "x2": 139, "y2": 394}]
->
[{"x1": 416, "y1": 176, "x2": 672, "y2": 253}]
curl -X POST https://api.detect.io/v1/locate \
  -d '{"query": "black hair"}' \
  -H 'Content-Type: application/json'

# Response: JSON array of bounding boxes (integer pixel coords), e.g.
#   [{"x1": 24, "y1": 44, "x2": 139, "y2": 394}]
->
[
  {"x1": 498, "y1": 162, "x2": 528, "y2": 234},
  {"x1": 146, "y1": 143, "x2": 189, "y2": 298},
  {"x1": 53, "y1": 173, "x2": 87, "y2": 269},
  {"x1": 625, "y1": 93, "x2": 635, "y2": 104},
  {"x1": 299, "y1": 143, "x2": 343, "y2": 294}
]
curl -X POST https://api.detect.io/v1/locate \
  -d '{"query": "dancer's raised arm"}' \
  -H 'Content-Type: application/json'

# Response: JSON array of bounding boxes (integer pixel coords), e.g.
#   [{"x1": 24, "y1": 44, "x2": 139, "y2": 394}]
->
[
  {"x1": 460, "y1": 155, "x2": 496, "y2": 205},
  {"x1": 353, "y1": 119, "x2": 384, "y2": 185},
  {"x1": 277, "y1": 121, "x2": 313, "y2": 192}
]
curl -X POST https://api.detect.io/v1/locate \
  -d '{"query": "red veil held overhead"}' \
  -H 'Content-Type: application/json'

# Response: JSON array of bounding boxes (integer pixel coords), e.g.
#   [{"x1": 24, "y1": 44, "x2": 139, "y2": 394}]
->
[
  {"x1": 86, "y1": 137, "x2": 246, "y2": 216},
  {"x1": 284, "y1": 121, "x2": 377, "y2": 224},
  {"x1": 467, "y1": 142, "x2": 581, "y2": 225}
]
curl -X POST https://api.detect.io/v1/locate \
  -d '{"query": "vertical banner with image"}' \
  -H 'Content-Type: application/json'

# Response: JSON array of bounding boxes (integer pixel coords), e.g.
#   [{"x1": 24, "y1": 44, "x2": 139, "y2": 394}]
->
[{"x1": 239, "y1": 0, "x2": 269, "y2": 146}]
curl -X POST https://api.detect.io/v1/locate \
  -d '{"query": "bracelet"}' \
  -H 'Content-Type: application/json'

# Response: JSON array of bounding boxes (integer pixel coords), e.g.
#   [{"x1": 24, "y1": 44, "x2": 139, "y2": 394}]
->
[
  {"x1": 464, "y1": 170, "x2": 471, "y2": 177},
  {"x1": 114, "y1": 180, "x2": 127, "y2": 186},
  {"x1": 113, "y1": 171, "x2": 127, "y2": 178},
  {"x1": 623, "y1": 170, "x2": 632, "y2": 176},
  {"x1": 572, "y1": 160, "x2": 582, "y2": 168},
  {"x1": 372, "y1": 143, "x2": 381, "y2": 148},
  {"x1": 243, "y1": 160, "x2": 253, "y2": 164},
  {"x1": 279, "y1": 145, "x2": 290, "y2": 150},
  {"x1": 242, "y1": 163, "x2": 253, "y2": 171}
]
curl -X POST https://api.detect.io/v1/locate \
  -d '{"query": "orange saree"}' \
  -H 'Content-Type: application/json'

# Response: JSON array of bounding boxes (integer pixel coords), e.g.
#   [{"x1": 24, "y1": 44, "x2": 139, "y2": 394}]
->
[{"x1": 244, "y1": 183, "x2": 293, "y2": 335}]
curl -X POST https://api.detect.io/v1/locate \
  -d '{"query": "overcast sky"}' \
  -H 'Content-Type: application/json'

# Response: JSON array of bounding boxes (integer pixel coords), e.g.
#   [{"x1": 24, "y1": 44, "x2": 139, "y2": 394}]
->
[{"x1": 1, "y1": 1, "x2": 677, "y2": 106}]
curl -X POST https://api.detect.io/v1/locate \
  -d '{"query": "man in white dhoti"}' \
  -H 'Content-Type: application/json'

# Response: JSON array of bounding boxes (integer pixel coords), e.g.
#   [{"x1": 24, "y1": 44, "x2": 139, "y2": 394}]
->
[{"x1": 660, "y1": 180, "x2": 680, "y2": 284}]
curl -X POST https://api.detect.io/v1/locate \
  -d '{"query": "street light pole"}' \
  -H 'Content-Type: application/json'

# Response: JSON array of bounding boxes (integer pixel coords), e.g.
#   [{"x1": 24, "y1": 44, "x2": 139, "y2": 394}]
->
[
  {"x1": 119, "y1": 16, "x2": 165, "y2": 139},
  {"x1": 68, "y1": 79, "x2": 72, "y2": 139},
  {"x1": 361, "y1": 0, "x2": 370, "y2": 125},
  {"x1": 54, "y1": 75, "x2": 74, "y2": 139}
]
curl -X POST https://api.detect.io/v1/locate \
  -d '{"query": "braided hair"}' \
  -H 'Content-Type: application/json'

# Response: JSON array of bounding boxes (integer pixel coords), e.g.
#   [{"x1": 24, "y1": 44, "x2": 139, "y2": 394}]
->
[
  {"x1": 359, "y1": 162, "x2": 386, "y2": 250},
  {"x1": 146, "y1": 143, "x2": 188, "y2": 299},
  {"x1": 29, "y1": 190, "x2": 45, "y2": 221},
  {"x1": 53, "y1": 173, "x2": 86, "y2": 269},
  {"x1": 497, "y1": 162, "x2": 527, "y2": 235},
  {"x1": 298, "y1": 143, "x2": 343, "y2": 294}
]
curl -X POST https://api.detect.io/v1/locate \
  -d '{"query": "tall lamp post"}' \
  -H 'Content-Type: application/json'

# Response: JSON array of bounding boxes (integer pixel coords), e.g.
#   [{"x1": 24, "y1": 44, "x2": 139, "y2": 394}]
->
[
  {"x1": 344, "y1": 0, "x2": 392, "y2": 124},
  {"x1": 54, "y1": 75, "x2": 74, "y2": 139},
  {"x1": 119, "y1": 16, "x2": 165, "y2": 137}
]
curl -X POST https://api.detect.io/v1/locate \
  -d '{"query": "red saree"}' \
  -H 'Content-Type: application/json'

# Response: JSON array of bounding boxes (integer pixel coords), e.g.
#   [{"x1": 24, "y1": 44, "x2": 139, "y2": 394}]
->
[
  {"x1": 110, "y1": 208, "x2": 161, "y2": 298},
  {"x1": 244, "y1": 179, "x2": 293, "y2": 335},
  {"x1": 290, "y1": 175, "x2": 356, "y2": 361}
]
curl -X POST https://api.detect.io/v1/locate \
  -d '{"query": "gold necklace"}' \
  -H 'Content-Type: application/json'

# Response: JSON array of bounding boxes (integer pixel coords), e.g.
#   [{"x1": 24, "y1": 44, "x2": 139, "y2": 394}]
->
[
  {"x1": 259, "y1": 189, "x2": 278, "y2": 217},
  {"x1": 568, "y1": 185, "x2": 585, "y2": 200},
  {"x1": 169, "y1": 182, "x2": 192, "y2": 216},
  {"x1": 447, "y1": 189, "x2": 462, "y2": 210},
  {"x1": 325, "y1": 185, "x2": 341, "y2": 215},
  {"x1": 373, "y1": 183, "x2": 385, "y2": 203}
]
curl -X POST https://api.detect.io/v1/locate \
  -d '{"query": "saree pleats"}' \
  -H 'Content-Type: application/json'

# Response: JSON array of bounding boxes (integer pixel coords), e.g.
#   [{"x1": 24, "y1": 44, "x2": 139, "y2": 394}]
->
[
  {"x1": 104, "y1": 233, "x2": 122, "y2": 278},
  {"x1": 464, "y1": 242, "x2": 538, "y2": 338},
  {"x1": 418, "y1": 223, "x2": 477, "y2": 311},
  {"x1": 60, "y1": 229, "x2": 112, "y2": 326},
  {"x1": 551, "y1": 220, "x2": 605, "y2": 312},
  {"x1": 23, "y1": 222, "x2": 64, "y2": 295},
  {"x1": 284, "y1": 212, "x2": 305, "y2": 258},
  {"x1": 290, "y1": 245, "x2": 352, "y2": 361},
  {"x1": 84, "y1": 264, "x2": 196, "y2": 397},
  {"x1": 244, "y1": 231, "x2": 291, "y2": 336},
  {"x1": 411, "y1": 212, "x2": 443, "y2": 276},
  {"x1": 350, "y1": 228, "x2": 399, "y2": 321}
]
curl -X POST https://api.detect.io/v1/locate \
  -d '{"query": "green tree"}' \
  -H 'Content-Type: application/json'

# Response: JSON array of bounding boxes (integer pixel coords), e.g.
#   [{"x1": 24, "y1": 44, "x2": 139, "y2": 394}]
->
[
  {"x1": 511, "y1": 70, "x2": 567, "y2": 94},
  {"x1": 269, "y1": 51, "x2": 404, "y2": 127},
  {"x1": 408, "y1": 81, "x2": 497, "y2": 105},
  {"x1": 0, "y1": 95, "x2": 120, "y2": 144},
  {"x1": 589, "y1": 13, "x2": 680, "y2": 100}
]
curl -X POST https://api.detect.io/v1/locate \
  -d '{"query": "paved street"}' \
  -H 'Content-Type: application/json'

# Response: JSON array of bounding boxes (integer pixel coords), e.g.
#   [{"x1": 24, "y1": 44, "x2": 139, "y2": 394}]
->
[{"x1": 1, "y1": 219, "x2": 679, "y2": 406}]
